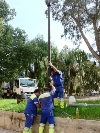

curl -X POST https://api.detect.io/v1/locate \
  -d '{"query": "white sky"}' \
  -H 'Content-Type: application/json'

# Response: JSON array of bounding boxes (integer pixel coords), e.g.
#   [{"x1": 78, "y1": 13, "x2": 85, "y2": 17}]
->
[{"x1": 5, "y1": 0, "x2": 90, "y2": 52}]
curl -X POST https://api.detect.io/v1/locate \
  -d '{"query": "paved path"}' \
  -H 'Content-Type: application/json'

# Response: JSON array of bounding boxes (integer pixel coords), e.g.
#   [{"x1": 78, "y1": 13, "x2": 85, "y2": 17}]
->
[{"x1": 0, "y1": 128, "x2": 21, "y2": 133}]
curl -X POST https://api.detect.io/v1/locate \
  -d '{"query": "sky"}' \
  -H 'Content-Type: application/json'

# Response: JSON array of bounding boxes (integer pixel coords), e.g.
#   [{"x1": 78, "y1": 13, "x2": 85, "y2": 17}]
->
[{"x1": 5, "y1": 0, "x2": 90, "y2": 52}]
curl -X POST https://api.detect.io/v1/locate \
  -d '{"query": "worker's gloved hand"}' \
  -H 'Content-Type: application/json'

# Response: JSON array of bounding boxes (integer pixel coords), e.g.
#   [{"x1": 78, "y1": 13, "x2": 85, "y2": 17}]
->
[
  {"x1": 49, "y1": 81, "x2": 54, "y2": 86},
  {"x1": 48, "y1": 76, "x2": 53, "y2": 83},
  {"x1": 48, "y1": 62, "x2": 53, "y2": 67}
]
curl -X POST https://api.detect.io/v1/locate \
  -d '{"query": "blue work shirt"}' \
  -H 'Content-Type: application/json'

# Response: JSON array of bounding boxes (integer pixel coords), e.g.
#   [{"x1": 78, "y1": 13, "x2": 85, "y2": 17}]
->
[
  {"x1": 24, "y1": 93, "x2": 38, "y2": 116},
  {"x1": 39, "y1": 91, "x2": 54, "y2": 111},
  {"x1": 52, "y1": 70, "x2": 64, "y2": 86}
]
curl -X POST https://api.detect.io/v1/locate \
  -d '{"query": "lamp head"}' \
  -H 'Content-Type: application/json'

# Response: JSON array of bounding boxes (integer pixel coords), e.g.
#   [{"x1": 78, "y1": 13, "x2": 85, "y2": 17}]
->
[
  {"x1": 45, "y1": 0, "x2": 51, "y2": 6},
  {"x1": 45, "y1": 0, "x2": 58, "y2": 6}
]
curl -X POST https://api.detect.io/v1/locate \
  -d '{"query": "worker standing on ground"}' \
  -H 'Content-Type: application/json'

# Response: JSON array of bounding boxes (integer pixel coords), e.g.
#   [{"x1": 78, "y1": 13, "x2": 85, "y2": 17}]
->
[
  {"x1": 38, "y1": 82, "x2": 56, "y2": 133},
  {"x1": 23, "y1": 89, "x2": 41, "y2": 133},
  {"x1": 48, "y1": 62, "x2": 64, "y2": 109}
]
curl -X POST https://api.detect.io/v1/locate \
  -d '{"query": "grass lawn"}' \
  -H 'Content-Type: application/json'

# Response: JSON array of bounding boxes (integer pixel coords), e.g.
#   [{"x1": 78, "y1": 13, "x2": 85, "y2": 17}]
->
[{"x1": 0, "y1": 98, "x2": 100, "y2": 120}]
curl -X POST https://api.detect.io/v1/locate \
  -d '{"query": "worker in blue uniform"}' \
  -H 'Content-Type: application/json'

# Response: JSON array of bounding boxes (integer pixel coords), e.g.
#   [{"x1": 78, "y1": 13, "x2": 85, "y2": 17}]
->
[
  {"x1": 48, "y1": 62, "x2": 64, "y2": 108},
  {"x1": 38, "y1": 82, "x2": 56, "y2": 133},
  {"x1": 23, "y1": 89, "x2": 41, "y2": 133}
]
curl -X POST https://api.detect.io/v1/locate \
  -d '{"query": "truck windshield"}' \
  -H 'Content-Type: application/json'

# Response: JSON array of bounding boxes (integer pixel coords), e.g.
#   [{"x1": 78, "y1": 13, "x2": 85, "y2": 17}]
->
[{"x1": 20, "y1": 78, "x2": 37, "y2": 87}]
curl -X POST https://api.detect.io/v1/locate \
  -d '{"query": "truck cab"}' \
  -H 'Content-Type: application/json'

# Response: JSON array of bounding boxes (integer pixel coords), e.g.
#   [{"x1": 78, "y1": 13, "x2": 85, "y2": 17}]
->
[{"x1": 14, "y1": 77, "x2": 38, "y2": 98}]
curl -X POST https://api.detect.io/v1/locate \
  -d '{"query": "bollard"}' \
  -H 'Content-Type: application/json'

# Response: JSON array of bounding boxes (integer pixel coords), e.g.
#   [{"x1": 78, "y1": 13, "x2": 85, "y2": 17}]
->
[{"x1": 76, "y1": 107, "x2": 79, "y2": 119}]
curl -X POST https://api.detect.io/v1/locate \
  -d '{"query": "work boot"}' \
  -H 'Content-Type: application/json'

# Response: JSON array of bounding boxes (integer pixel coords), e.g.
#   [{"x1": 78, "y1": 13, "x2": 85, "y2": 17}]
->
[
  {"x1": 54, "y1": 98, "x2": 59, "y2": 107},
  {"x1": 29, "y1": 126, "x2": 32, "y2": 133},
  {"x1": 49, "y1": 125, "x2": 54, "y2": 133},
  {"x1": 60, "y1": 99, "x2": 64, "y2": 109},
  {"x1": 23, "y1": 127, "x2": 30, "y2": 133},
  {"x1": 39, "y1": 124, "x2": 44, "y2": 133}
]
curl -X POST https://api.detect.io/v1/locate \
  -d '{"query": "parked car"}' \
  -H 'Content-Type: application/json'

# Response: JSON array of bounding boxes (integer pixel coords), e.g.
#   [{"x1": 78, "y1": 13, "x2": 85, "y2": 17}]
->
[{"x1": 90, "y1": 90, "x2": 99, "y2": 95}]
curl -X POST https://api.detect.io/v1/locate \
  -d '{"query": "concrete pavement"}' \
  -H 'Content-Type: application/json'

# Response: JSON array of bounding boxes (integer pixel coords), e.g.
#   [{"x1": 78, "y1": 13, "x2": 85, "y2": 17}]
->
[{"x1": 0, "y1": 127, "x2": 21, "y2": 133}]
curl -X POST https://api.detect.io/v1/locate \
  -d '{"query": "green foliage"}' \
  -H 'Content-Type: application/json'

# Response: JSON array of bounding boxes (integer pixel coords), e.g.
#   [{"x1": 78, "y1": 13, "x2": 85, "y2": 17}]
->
[
  {"x1": 0, "y1": 0, "x2": 16, "y2": 23},
  {"x1": 0, "y1": 25, "x2": 30, "y2": 82},
  {"x1": 51, "y1": 0, "x2": 100, "y2": 61},
  {"x1": 0, "y1": 99, "x2": 27, "y2": 112},
  {"x1": 0, "y1": 0, "x2": 35, "y2": 83},
  {"x1": 0, "y1": 99, "x2": 100, "y2": 120},
  {"x1": 1, "y1": 0, "x2": 100, "y2": 95},
  {"x1": 0, "y1": 0, "x2": 16, "y2": 36},
  {"x1": 0, "y1": 18, "x2": 4, "y2": 36},
  {"x1": 76, "y1": 100, "x2": 100, "y2": 120},
  {"x1": 26, "y1": 35, "x2": 48, "y2": 89},
  {"x1": 0, "y1": 88, "x2": 3, "y2": 97}
]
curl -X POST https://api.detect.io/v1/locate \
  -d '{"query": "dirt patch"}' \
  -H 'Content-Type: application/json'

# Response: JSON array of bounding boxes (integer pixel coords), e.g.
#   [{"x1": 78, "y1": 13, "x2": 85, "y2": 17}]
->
[{"x1": 0, "y1": 127, "x2": 21, "y2": 133}]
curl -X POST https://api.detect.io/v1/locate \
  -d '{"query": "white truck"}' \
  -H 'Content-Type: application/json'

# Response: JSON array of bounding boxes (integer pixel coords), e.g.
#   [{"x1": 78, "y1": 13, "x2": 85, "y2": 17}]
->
[
  {"x1": 13, "y1": 77, "x2": 38, "y2": 97},
  {"x1": 2, "y1": 77, "x2": 38, "y2": 99}
]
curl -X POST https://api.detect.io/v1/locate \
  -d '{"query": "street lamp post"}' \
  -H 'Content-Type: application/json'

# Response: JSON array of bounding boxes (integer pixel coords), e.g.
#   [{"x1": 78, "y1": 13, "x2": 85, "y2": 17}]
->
[
  {"x1": 45, "y1": 0, "x2": 52, "y2": 89},
  {"x1": 45, "y1": 0, "x2": 57, "y2": 89},
  {"x1": 46, "y1": 0, "x2": 51, "y2": 78}
]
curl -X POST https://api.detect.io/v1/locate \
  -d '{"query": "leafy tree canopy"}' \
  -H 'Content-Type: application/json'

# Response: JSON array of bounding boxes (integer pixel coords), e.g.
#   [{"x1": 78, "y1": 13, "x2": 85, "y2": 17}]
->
[
  {"x1": 0, "y1": 25, "x2": 30, "y2": 82},
  {"x1": 0, "y1": 0, "x2": 16, "y2": 23},
  {"x1": 51, "y1": 0, "x2": 100, "y2": 61},
  {"x1": 26, "y1": 35, "x2": 48, "y2": 89},
  {"x1": 0, "y1": 0, "x2": 34, "y2": 83}
]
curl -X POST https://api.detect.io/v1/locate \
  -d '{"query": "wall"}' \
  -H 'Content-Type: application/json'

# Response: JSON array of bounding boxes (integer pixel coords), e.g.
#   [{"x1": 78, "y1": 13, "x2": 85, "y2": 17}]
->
[{"x1": 0, "y1": 110, "x2": 100, "y2": 133}]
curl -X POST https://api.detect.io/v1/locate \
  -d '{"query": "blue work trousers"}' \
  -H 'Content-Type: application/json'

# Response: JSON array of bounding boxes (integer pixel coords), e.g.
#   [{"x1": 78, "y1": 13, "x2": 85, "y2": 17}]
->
[
  {"x1": 24, "y1": 113, "x2": 34, "y2": 128},
  {"x1": 40, "y1": 110, "x2": 54, "y2": 124},
  {"x1": 54, "y1": 86, "x2": 64, "y2": 98}
]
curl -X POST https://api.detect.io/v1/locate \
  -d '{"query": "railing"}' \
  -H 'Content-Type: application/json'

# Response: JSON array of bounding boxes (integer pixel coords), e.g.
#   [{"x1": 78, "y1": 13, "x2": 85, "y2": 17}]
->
[{"x1": 67, "y1": 103, "x2": 100, "y2": 106}]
